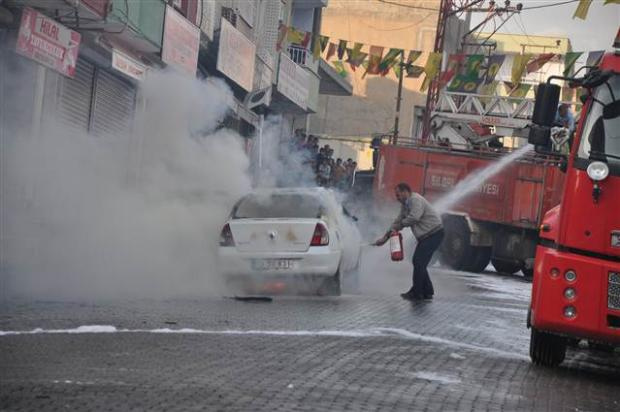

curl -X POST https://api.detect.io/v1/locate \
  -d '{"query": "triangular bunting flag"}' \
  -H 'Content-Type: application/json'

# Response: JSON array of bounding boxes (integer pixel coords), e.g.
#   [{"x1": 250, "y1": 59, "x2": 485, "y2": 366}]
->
[
  {"x1": 440, "y1": 54, "x2": 465, "y2": 86},
  {"x1": 320, "y1": 35, "x2": 330, "y2": 52},
  {"x1": 505, "y1": 82, "x2": 532, "y2": 98},
  {"x1": 364, "y1": 46, "x2": 384, "y2": 77},
  {"x1": 332, "y1": 61, "x2": 348, "y2": 78},
  {"x1": 526, "y1": 53, "x2": 556, "y2": 74},
  {"x1": 312, "y1": 36, "x2": 321, "y2": 59},
  {"x1": 615, "y1": 27, "x2": 620, "y2": 48},
  {"x1": 326, "y1": 42, "x2": 337, "y2": 61},
  {"x1": 379, "y1": 48, "x2": 403, "y2": 76},
  {"x1": 346, "y1": 43, "x2": 368, "y2": 71},
  {"x1": 511, "y1": 54, "x2": 532, "y2": 85},
  {"x1": 287, "y1": 26, "x2": 306, "y2": 45},
  {"x1": 573, "y1": 0, "x2": 593, "y2": 20},
  {"x1": 421, "y1": 52, "x2": 442, "y2": 92},
  {"x1": 563, "y1": 52, "x2": 583, "y2": 76},
  {"x1": 406, "y1": 65, "x2": 425, "y2": 78},
  {"x1": 484, "y1": 54, "x2": 506, "y2": 84},
  {"x1": 586, "y1": 50, "x2": 604, "y2": 67},
  {"x1": 337, "y1": 40, "x2": 347, "y2": 60},
  {"x1": 406, "y1": 50, "x2": 422, "y2": 65}
]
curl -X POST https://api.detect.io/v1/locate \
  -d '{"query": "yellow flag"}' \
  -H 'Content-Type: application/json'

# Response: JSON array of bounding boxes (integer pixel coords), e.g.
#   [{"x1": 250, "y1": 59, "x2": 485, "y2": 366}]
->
[
  {"x1": 421, "y1": 52, "x2": 442, "y2": 92},
  {"x1": 573, "y1": 0, "x2": 593, "y2": 20},
  {"x1": 511, "y1": 54, "x2": 532, "y2": 85}
]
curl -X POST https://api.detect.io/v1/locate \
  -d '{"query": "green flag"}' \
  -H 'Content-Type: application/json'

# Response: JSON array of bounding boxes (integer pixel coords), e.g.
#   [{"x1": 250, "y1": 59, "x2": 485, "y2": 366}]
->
[
  {"x1": 379, "y1": 48, "x2": 403, "y2": 73},
  {"x1": 332, "y1": 61, "x2": 348, "y2": 78},
  {"x1": 511, "y1": 54, "x2": 532, "y2": 85},
  {"x1": 421, "y1": 52, "x2": 442, "y2": 92},
  {"x1": 563, "y1": 52, "x2": 583, "y2": 77},
  {"x1": 573, "y1": 0, "x2": 593, "y2": 20},
  {"x1": 346, "y1": 43, "x2": 368, "y2": 70}
]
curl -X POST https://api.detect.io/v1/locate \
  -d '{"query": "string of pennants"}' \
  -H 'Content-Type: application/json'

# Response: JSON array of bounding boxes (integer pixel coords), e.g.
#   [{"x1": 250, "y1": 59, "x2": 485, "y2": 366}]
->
[{"x1": 277, "y1": 23, "x2": 607, "y2": 96}]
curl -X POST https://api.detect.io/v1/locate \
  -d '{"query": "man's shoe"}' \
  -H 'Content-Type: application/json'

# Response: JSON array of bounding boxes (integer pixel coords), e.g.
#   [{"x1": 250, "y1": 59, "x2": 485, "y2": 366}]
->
[
  {"x1": 401, "y1": 292, "x2": 423, "y2": 301},
  {"x1": 423, "y1": 295, "x2": 433, "y2": 301}
]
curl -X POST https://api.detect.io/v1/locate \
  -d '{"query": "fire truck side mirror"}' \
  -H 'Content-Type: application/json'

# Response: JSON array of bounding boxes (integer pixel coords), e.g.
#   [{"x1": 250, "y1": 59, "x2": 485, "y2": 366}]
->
[
  {"x1": 532, "y1": 83, "x2": 561, "y2": 126},
  {"x1": 528, "y1": 83, "x2": 561, "y2": 148},
  {"x1": 528, "y1": 124, "x2": 551, "y2": 146}
]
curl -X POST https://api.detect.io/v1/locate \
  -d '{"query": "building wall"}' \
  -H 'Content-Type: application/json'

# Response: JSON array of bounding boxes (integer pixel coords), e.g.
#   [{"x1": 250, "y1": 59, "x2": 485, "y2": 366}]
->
[{"x1": 308, "y1": 0, "x2": 440, "y2": 140}]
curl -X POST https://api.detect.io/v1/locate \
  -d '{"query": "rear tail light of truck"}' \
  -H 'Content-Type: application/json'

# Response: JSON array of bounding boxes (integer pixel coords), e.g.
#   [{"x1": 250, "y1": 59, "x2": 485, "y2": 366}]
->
[
  {"x1": 219, "y1": 223, "x2": 235, "y2": 247},
  {"x1": 310, "y1": 223, "x2": 329, "y2": 246},
  {"x1": 564, "y1": 306, "x2": 577, "y2": 319},
  {"x1": 564, "y1": 270, "x2": 577, "y2": 282}
]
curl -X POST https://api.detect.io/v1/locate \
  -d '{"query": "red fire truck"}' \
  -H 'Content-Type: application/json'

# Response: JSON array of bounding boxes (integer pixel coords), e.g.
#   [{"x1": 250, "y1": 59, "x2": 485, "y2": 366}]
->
[
  {"x1": 374, "y1": 94, "x2": 567, "y2": 277},
  {"x1": 526, "y1": 52, "x2": 620, "y2": 366}
]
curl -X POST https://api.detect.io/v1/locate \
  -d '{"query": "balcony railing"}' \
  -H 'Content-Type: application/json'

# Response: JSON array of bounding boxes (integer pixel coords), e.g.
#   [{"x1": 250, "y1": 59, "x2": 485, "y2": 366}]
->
[
  {"x1": 288, "y1": 44, "x2": 308, "y2": 66},
  {"x1": 287, "y1": 44, "x2": 319, "y2": 73}
]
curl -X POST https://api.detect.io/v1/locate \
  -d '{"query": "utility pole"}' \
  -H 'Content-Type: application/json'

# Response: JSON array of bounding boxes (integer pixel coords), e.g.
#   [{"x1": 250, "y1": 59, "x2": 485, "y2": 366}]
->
[
  {"x1": 420, "y1": 0, "x2": 522, "y2": 142},
  {"x1": 392, "y1": 50, "x2": 405, "y2": 145}
]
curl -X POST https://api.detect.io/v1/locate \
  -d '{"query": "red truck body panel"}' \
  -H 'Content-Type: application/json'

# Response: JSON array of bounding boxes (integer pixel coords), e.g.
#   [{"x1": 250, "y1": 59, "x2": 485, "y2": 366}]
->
[
  {"x1": 530, "y1": 53, "x2": 620, "y2": 348},
  {"x1": 375, "y1": 144, "x2": 565, "y2": 229}
]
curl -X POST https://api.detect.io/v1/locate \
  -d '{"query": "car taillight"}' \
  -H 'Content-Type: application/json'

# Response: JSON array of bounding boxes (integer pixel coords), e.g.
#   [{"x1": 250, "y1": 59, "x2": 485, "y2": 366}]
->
[
  {"x1": 219, "y1": 223, "x2": 235, "y2": 247},
  {"x1": 310, "y1": 223, "x2": 329, "y2": 246}
]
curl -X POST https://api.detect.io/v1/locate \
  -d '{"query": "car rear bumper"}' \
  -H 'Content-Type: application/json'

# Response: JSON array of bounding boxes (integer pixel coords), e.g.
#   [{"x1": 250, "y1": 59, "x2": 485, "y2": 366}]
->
[{"x1": 217, "y1": 246, "x2": 341, "y2": 277}]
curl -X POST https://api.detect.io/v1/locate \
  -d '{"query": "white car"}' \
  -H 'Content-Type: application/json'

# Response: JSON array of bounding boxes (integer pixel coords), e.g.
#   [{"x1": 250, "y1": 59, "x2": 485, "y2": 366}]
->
[{"x1": 218, "y1": 187, "x2": 361, "y2": 295}]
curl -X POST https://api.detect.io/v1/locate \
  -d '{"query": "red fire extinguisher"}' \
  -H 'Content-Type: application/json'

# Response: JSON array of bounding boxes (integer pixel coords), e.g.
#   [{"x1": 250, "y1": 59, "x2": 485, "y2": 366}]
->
[{"x1": 389, "y1": 231, "x2": 404, "y2": 261}]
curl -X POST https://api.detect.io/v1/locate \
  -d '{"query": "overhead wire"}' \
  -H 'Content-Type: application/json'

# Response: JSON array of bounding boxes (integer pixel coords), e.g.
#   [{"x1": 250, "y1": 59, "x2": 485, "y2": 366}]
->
[
  {"x1": 375, "y1": 0, "x2": 440, "y2": 12},
  {"x1": 520, "y1": 0, "x2": 580, "y2": 11}
]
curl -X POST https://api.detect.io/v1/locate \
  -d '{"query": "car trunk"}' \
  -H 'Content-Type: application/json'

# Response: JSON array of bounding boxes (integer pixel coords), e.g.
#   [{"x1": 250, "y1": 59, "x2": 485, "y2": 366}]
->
[{"x1": 229, "y1": 219, "x2": 320, "y2": 253}]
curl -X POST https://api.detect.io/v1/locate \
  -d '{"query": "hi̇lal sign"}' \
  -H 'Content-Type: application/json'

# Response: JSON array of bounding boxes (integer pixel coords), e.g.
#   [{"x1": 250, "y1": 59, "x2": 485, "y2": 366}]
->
[{"x1": 15, "y1": 8, "x2": 81, "y2": 78}]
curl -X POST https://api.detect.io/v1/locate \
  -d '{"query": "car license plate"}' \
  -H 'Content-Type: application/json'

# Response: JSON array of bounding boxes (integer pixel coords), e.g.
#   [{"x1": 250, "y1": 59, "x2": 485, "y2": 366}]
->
[{"x1": 251, "y1": 259, "x2": 295, "y2": 271}]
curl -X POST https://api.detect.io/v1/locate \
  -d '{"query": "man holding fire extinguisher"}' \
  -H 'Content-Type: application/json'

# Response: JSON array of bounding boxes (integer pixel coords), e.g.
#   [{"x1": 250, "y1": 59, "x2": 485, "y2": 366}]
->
[{"x1": 374, "y1": 183, "x2": 444, "y2": 301}]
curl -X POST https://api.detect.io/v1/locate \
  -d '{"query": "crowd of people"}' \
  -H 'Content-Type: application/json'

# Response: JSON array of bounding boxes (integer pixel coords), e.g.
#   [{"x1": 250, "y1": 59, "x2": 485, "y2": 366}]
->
[{"x1": 290, "y1": 130, "x2": 358, "y2": 189}]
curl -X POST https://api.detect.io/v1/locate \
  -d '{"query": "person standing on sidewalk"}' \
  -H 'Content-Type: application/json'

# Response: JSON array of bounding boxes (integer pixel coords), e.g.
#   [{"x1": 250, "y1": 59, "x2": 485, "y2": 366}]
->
[{"x1": 374, "y1": 183, "x2": 444, "y2": 301}]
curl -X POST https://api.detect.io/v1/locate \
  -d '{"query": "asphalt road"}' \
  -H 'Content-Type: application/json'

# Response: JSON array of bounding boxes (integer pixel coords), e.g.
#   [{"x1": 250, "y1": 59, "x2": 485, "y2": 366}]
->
[{"x1": 1, "y1": 247, "x2": 619, "y2": 411}]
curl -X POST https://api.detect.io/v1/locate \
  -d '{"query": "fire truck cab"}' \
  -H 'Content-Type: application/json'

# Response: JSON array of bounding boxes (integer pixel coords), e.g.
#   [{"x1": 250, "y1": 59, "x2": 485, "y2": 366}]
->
[{"x1": 527, "y1": 52, "x2": 620, "y2": 366}]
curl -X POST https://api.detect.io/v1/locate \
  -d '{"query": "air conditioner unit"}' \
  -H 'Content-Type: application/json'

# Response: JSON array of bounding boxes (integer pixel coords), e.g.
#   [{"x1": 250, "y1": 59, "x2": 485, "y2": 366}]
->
[
  {"x1": 244, "y1": 86, "x2": 272, "y2": 110},
  {"x1": 221, "y1": 7, "x2": 237, "y2": 26}
]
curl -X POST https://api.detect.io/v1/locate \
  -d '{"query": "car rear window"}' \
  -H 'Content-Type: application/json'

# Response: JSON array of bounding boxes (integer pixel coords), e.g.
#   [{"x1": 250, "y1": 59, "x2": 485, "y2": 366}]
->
[{"x1": 233, "y1": 193, "x2": 324, "y2": 219}]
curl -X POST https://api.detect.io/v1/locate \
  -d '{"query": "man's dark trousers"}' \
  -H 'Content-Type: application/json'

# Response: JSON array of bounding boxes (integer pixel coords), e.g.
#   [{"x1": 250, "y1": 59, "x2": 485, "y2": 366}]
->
[{"x1": 412, "y1": 230, "x2": 444, "y2": 297}]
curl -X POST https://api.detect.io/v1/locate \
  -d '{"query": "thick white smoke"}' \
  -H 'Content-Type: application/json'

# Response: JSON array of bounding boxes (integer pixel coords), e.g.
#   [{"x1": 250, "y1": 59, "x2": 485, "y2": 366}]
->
[{"x1": 1, "y1": 69, "x2": 251, "y2": 299}]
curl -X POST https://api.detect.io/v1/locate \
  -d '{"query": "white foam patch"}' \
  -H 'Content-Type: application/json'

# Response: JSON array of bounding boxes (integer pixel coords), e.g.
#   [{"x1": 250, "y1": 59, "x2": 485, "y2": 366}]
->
[
  {"x1": 0, "y1": 325, "x2": 528, "y2": 360},
  {"x1": 449, "y1": 353, "x2": 466, "y2": 360},
  {"x1": 410, "y1": 371, "x2": 461, "y2": 385}
]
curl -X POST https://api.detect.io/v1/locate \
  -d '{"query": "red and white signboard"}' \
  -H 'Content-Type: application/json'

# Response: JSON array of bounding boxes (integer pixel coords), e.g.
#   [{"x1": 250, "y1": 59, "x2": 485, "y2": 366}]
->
[
  {"x1": 161, "y1": 5, "x2": 200, "y2": 76},
  {"x1": 217, "y1": 18, "x2": 256, "y2": 92},
  {"x1": 16, "y1": 7, "x2": 81, "y2": 78},
  {"x1": 112, "y1": 49, "x2": 147, "y2": 81}
]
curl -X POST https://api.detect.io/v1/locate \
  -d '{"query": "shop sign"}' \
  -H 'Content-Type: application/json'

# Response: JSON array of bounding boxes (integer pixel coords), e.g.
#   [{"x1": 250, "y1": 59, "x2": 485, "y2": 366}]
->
[
  {"x1": 112, "y1": 49, "x2": 147, "y2": 81},
  {"x1": 15, "y1": 7, "x2": 81, "y2": 78},
  {"x1": 277, "y1": 53, "x2": 309, "y2": 110},
  {"x1": 161, "y1": 5, "x2": 200, "y2": 76},
  {"x1": 217, "y1": 18, "x2": 256, "y2": 91}
]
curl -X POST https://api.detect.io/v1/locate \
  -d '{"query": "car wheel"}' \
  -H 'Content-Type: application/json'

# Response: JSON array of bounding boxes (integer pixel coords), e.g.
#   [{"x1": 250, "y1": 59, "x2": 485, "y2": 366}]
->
[{"x1": 317, "y1": 271, "x2": 342, "y2": 296}]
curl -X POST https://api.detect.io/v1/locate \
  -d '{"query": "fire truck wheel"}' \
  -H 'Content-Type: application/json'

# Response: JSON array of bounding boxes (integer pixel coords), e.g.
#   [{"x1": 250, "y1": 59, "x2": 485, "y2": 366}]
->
[
  {"x1": 491, "y1": 259, "x2": 521, "y2": 275},
  {"x1": 438, "y1": 221, "x2": 472, "y2": 271},
  {"x1": 529, "y1": 328, "x2": 567, "y2": 367},
  {"x1": 466, "y1": 247, "x2": 492, "y2": 273}
]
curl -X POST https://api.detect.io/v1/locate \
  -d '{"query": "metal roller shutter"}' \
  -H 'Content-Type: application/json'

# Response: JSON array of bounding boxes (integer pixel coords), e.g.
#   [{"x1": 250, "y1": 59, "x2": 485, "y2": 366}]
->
[
  {"x1": 90, "y1": 69, "x2": 136, "y2": 138},
  {"x1": 57, "y1": 58, "x2": 95, "y2": 134}
]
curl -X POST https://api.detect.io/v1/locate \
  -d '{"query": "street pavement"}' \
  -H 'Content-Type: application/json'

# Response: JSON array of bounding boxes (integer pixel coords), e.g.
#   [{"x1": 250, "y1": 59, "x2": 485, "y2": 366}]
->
[{"x1": 1, "y1": 247, "x2": 619, "y2": 411}]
